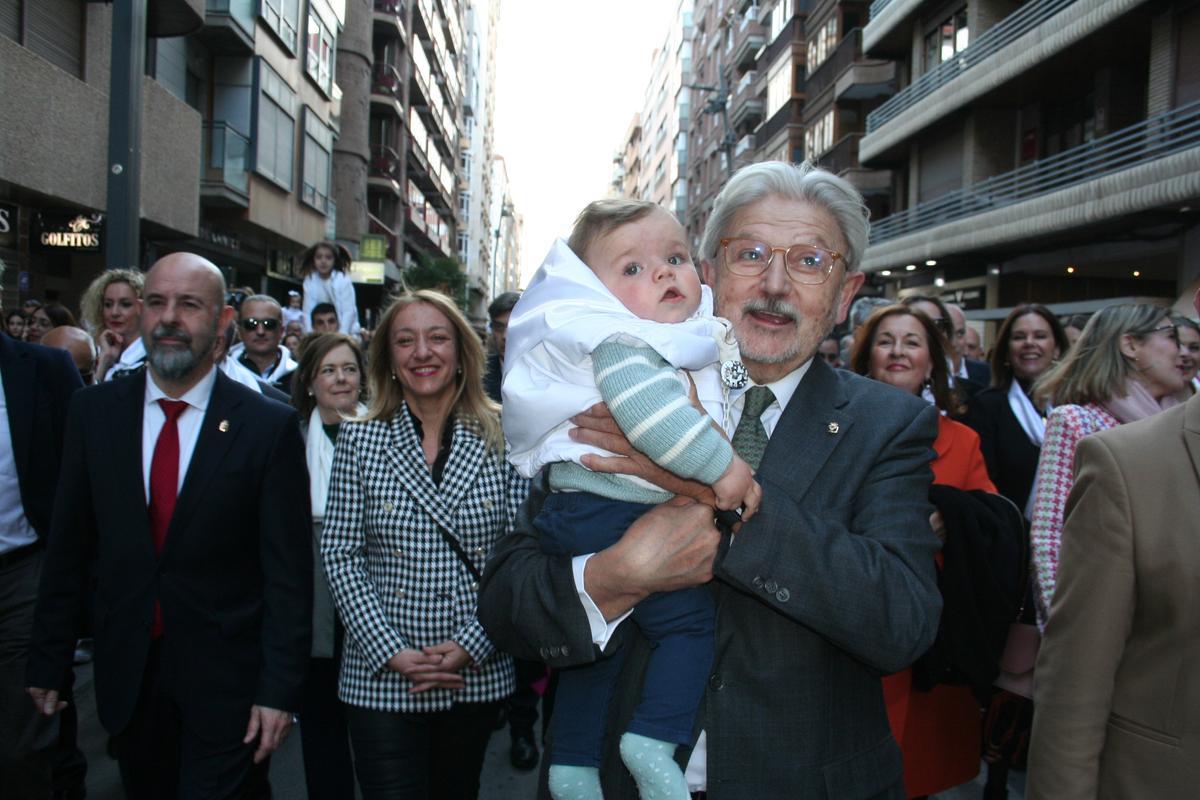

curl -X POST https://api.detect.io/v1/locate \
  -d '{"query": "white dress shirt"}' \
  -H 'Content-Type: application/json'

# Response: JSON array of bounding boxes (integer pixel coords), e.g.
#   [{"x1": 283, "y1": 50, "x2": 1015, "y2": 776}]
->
[
  {"x1": 570, "y1": 359, "x2": 813, "y2": 789},
  {"x1": 142, "y1": 367, "x2": 217, "y2": 502},
  {"x1": 0, "y1": 368, "x2": 38, "y2": 553},
  {"x1": 104, "y1": 336, "x2": 147, "y2": 381}
]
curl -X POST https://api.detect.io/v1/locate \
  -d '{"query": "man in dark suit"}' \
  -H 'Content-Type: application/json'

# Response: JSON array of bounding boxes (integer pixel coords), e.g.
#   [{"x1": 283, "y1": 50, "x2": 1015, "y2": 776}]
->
[
  {"x1": 26, "y1": 253, "x2": 313, "y2": 799},
  {"x1": 947, "y1": 302, "x2": 992, "y2": 386},
  {"x1": 0, "y1": 301, "x2": 83, "y2": 797},
  {"x1": 479, "y1": 161, "x2": 942, "y2": 798}
]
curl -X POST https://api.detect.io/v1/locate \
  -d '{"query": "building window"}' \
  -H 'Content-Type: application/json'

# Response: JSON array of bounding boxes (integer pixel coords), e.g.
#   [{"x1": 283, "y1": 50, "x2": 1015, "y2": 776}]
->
[
  {"x1": 766, "y1": 52, "x2": 792, "y2": 117},
  {"x1": 806, "y1": 17, "x2": 838, "y2": 75},
  {"x1": 253, "y1": 60, "x2": 297, "y2": 190},
  {"x1": 260, "y1": 0, "x2": 300, "y2": 54},
  {"x1": 458, "y1": 191, "x2": 470, "y2": 217},
  {"x1": 923, "y1": 8, "x2": 968, "y2": 70},
  {"x1": 457, "y1": 232, "x2": 470, "y2": 263},
  {"x1": 804, "y1": 110, "x2": 834, "y2": 158},
  {"x1": 301, "y1": 107, "x2": 334, "y2": 212},
  {"x1": 305, "y1": 4, "x2": 335, "y2": 95},
  {"x1": 460, "y1": 151, "x2": 473, "y2": 180},
  {"x1": 2, "y1": 0, "x2": 84, "y2": 77},
  {"x1": 769, "y1": 0, "x2": 791, "y2": 43}
]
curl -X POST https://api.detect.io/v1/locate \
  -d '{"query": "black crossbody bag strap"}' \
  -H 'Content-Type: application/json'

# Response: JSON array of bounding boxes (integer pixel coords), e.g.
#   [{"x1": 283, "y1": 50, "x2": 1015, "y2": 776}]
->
[{"x1": 435, "y1": 525, "x2": 483, "y2": 582}]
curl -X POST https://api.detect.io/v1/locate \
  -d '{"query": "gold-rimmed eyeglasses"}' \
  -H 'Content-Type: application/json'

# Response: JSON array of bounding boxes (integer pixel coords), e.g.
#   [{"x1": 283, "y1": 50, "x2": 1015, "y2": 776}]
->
[{"x1": 719, "y1": 237, "x2": 843, "y2": 285}]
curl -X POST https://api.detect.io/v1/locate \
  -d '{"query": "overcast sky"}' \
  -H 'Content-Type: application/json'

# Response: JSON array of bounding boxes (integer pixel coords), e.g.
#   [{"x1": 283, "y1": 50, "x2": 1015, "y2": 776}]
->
[{"x1": 492, "y1": 0, "x2": 680, "y2": 287}]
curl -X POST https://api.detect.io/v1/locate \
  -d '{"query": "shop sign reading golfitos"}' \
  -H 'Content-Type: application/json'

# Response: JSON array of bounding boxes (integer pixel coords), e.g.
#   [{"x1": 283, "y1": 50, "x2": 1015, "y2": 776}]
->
[{"x1": 34, "y1": 211, "x2": 105, "y2": 251}]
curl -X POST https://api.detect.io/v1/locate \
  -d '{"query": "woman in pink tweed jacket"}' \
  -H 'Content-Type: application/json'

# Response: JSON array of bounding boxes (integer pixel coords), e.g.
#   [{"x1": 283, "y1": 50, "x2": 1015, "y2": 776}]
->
[{"x1": 1029, "y1": 303, "x2": 1186, "y2": 628}]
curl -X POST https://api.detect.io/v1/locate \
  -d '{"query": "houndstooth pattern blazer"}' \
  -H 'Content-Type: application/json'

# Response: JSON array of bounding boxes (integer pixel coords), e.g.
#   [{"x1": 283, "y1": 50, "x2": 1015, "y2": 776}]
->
[{"x1": 322, "y1": 403, "x2": 527, "y2": 712}]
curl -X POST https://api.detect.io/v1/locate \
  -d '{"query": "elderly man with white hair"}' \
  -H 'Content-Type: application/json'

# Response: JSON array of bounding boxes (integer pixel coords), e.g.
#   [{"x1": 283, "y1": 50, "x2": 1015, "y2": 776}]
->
[{"x1": 480, "y1": 161, "x2": 942, "y2": 799}]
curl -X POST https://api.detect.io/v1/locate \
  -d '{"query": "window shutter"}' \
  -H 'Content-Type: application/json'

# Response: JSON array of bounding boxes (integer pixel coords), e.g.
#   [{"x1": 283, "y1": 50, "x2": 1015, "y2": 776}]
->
[{"x1": 27, "y1": 0, "x2": 83, "y2": 77}]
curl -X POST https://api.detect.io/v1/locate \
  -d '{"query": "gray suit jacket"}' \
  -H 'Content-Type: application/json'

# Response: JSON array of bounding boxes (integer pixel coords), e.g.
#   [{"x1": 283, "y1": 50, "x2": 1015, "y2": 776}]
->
[{"x1": 479, "y1": 360, "x2": 942, "y2": 799}]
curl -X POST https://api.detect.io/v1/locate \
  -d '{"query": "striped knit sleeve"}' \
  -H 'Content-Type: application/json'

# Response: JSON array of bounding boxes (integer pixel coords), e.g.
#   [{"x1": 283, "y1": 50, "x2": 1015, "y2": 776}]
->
[{"x1": 591, "y1": 336, "x2": 731, "y2": 485}]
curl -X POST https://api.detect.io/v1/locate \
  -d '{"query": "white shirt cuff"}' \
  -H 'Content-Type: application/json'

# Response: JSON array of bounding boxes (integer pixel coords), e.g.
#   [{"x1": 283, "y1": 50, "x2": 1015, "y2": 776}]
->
[{"x1": 572, "y1": 553, "x2": 633, "y2": 649}]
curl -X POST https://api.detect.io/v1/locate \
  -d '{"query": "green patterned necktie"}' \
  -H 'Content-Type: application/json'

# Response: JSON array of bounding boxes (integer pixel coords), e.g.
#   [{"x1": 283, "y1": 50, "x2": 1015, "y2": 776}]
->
[{"x1": 730, "y1": 385, "x2": 775, "y2": 471}]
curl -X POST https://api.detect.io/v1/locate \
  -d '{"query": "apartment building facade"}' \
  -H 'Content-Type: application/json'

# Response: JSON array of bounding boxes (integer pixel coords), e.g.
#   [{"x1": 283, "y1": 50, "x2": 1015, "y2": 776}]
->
[
  {"x1": 684, "y1": 0, "x2": 813, "y2": 249},
  {"x1": 1, "y1": 0, "x2": 345, "y2": 311},
  {"x1": 490, "y1": 154, "x2": 519, "y2": 296},
  {"x1": 858, "y1": 0, "x2": 1200, "y2": 313}
]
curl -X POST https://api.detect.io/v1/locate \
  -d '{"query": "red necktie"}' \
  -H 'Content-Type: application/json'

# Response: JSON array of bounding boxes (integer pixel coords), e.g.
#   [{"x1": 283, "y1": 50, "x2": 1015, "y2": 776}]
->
[{"x1": 148, "y1": 399, "x2": 188, "y2": 637}]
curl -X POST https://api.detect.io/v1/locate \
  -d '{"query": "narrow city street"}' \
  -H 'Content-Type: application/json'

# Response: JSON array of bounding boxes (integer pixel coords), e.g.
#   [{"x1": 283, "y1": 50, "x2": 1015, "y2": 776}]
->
[{"x1": 70, "y1": 661, "x2": 1023, "y2": 799}]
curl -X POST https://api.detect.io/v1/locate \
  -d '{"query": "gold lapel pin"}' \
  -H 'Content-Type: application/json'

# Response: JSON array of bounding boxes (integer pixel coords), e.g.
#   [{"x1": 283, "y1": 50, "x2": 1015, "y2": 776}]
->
[
  {"x1": 218, "y1": 420, "x2": 230, "y2": 433},
  {"x1": 827, "y1": 422, "x2": 840, "y2": 435}
]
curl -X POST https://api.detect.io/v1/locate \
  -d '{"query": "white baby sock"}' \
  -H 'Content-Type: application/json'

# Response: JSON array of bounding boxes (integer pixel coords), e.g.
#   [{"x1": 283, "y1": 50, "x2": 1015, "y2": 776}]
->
[
  {"x1": 618, "y1": 732, "x2": 689, "y2": 800},
  {"x1": 548, "y1": 764, "x2": 603, "y2": 800}
]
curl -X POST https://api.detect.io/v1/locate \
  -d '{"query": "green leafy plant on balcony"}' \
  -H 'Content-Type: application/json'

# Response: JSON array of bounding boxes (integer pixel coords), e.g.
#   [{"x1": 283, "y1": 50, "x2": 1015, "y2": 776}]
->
[{"x1": 402, "y1": 255, "x2": 468, "y2": 311}]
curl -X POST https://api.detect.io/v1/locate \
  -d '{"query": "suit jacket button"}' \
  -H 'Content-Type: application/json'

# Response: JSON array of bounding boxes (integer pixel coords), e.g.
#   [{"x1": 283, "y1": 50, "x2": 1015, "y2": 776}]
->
[
  {"x1": 775, "y1": 588, "x2": 790, "y2": 602},
  {"x1": 469, "y1": 581, "x2": 479, "y2": 592},
  {"x1": 393, "y1": 549, "x2": 403, "y2": 557},
  {"x1": 474, "y1": 546, "x2": 487, "y2": 557},
  {"x1": 708, "y1": 673, "x2": 724, "y2": 690},
  {"x1": 752, "y1": 576, "x2": 764, "y2": 588},
  {"x1": 483, "y1": 499, "x2": 493, "y2": 510},
  {"x1": 384, "y1": 502, "x2": 394, "y2": 512},
  {"x1": 764, "y1": 580, "x2": 778, "y2": 594},
  {"x1": 394, "y1": 588, "x2": 405, "y2": 598}
]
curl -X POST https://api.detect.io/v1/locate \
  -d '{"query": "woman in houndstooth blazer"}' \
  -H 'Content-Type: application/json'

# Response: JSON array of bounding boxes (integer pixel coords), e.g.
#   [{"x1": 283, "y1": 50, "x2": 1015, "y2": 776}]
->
[{"x1": 322, "y1": 290, "x2": 527, "y2": 799}]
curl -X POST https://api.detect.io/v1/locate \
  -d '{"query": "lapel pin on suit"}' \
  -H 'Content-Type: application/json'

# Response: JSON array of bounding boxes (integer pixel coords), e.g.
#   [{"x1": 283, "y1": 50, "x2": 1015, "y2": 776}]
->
[
  {"x1": 218, "y1": 420, "x2": 230, "y2": 433},
  {"x1": 827, "y1": 422, "x2": 840, "y2": 435}
]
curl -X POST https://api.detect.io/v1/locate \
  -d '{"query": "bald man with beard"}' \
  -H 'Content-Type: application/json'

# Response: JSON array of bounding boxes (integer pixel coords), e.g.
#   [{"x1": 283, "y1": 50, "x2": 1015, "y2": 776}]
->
[{"x1": 26, "y1": 253, "x2": 312, "y2": 799}]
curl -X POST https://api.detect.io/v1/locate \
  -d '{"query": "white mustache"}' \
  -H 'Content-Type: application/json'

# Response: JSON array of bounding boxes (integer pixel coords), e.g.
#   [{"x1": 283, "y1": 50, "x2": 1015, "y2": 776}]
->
[{"x1": 743, "y1": 298, "x2": 799, "y2": 322}]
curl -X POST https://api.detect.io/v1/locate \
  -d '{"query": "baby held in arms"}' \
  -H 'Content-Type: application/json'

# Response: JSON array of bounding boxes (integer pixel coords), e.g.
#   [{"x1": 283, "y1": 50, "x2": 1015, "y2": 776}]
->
[{"x1": 502, "y1": 199, "x2": 760, "y2": 800}]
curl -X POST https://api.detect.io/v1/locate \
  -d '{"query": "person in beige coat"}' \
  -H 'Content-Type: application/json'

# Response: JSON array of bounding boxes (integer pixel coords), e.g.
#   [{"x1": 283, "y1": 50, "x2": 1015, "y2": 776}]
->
[{"x1": 1027, "y1": 289, "x2": 1200, "y2": 799}]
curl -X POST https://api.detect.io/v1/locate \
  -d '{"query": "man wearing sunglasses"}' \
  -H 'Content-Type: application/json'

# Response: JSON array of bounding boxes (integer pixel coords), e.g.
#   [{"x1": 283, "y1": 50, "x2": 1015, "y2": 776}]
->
[{"x1": 229, "y1": 296, "x2": 297, "y2": 393}]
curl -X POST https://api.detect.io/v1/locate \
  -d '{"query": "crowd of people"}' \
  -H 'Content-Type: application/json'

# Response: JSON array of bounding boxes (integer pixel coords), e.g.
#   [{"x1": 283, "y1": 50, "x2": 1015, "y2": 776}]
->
[{"x1": 0, "y1": 158, "x2": 1197, "y2": 800}]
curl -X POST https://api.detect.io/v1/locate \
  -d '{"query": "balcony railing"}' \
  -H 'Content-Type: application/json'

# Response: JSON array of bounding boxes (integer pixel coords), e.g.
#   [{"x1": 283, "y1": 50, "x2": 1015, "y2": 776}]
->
[
  {"x1": 369, "y1": 144, "x2": 403, "y2": 182},
  {"x1": 806, "y1": 28, "x2": 861, "y2": 102},
  {"x1": 814, "y1": 132, "x2": 862, "y2": 176},
  {"x1": 201, "y1": 0, "x2": 255, "y2": 52},
  {"x1": 730, "y1": 11, "x2": 765, "y2": 71},
  {"x1": 202, "y1": 122, "x2": 249, "y2": 196},
  {"x1": 867, "y1": 0, "x2": 893, "y2": 22},
  {"x1": 734, "y1": 134, "x2": 755, "y2": 158},
  {"x1": 866, "y1": 0, "x2": 1077, "y2": 133},
  {"x1": 373, "y1": 63, "x2": 404, "y2": 98},
  {"x1": 870, "y1": 100, "x2": 1200, "y2": 244}
]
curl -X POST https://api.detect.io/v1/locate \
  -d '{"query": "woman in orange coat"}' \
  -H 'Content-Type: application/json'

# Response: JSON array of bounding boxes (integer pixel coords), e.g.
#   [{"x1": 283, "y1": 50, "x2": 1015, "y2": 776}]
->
[{"x1": 852, "y1": 304, "x2": 995, "y2": 798}]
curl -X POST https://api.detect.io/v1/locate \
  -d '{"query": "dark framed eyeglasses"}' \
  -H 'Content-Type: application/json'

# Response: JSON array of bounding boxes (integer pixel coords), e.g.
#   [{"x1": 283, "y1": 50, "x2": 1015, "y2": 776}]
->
[
  {"x1": 719, "y1": 238, "x2": 843, "y2": 285},
  {"x1": 241, "y1": 317, "x2": 281, "y2": 332},
  {"x1": 1142, "y1": 323, "x2": 1179, "y2": 343}
]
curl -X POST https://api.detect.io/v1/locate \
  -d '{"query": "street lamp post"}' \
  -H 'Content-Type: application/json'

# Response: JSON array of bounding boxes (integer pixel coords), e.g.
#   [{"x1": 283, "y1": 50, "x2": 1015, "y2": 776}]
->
[
  {"x1": 686, "y1": 68, "x2": 736, "y2": 180},
  {"x1": 491, "y1": 203, "x2": 512, "y2": 299}
]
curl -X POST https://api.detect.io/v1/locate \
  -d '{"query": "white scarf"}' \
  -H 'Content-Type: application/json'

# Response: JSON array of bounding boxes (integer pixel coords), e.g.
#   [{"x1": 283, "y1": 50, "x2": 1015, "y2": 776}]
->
[
  {"x1": 306, "y1": 409, "x2": 335, "y2": 522},
  {"x1": 1008, "y1": 380, "x2": 1048, "y2": 448}
]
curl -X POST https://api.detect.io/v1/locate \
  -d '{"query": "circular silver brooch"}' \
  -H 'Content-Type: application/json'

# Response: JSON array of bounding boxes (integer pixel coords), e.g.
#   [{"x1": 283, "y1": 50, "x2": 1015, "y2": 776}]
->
[{"x1": 721, "y1": 359, "x2": 748, "y2": 389}]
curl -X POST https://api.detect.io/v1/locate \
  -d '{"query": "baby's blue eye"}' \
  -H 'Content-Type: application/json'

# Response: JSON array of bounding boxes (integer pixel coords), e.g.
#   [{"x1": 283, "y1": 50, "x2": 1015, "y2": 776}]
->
[
  {"x1": 623, "y1": 264, "x2": 643, "y2": 276},
  {"x1": 668, "y1": 254, "x2": 687, "y2": 266}
]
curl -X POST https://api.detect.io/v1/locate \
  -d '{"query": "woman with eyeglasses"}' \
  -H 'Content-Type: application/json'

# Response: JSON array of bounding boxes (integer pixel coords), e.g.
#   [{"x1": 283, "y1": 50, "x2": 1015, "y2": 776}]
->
[
  {"x1": 1030, "y1": 304, "x2": 1186, "y2": 630},
  {"x1": 27, "y1": 302, "x2": 77, "y2": 345},
  {"x1": 290, "y1": 332, "x2": 367, "y2": 799},
  {"x1": 80, "y1": 269, "x2": 146, "y2": 381}
]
